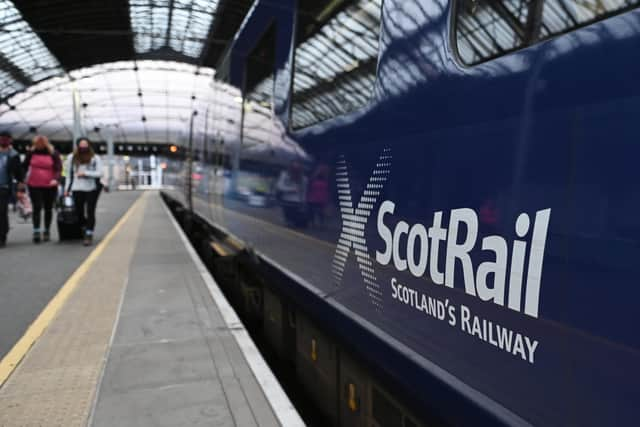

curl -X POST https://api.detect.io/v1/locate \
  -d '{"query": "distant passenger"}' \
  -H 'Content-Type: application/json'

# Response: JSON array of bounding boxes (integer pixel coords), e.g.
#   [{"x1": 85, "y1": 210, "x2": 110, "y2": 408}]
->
[
  {"x1": 0, "y1": 131, "x2": 24, "y2": 248},
  {"x1": 59, "y1": 153, "x2": 67, "y2": 192},
  {"x1": 24, "y1": 135, "x2": 62, "y2": 243},
  {"x1": 307, "y1": 164, "x2": 330, "y2": 227},
  {"x1": 275, "y1": 161, "x2": 308, "y2": 227},
  {"x1": 64, "y1": 137, "x2": 103, "y2": 246}
]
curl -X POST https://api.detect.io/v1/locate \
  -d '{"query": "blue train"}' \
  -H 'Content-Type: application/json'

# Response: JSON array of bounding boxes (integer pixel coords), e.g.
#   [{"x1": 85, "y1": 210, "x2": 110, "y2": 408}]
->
[{"x1": 164, "y1": 0, "x2": 640, "y2": 425}]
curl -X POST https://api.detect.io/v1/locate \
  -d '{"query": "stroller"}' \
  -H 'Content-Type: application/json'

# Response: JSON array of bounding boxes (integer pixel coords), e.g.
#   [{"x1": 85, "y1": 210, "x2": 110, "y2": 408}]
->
[{"x1": 15, "y1": 183, "x2": 32, "y2": 222}]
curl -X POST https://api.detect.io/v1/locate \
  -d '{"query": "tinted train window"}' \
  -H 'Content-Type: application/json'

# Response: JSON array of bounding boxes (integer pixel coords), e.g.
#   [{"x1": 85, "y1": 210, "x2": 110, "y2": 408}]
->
[
  {"x1": 242, "y1": 24, "x2": 276, "y2": 158},
  {"x1": 291, "y1": 0, "x2": 382, "y2": 129},
  {"x1": 455, "y1": 0, "x2": 640, "y2": 65},
  {"x1": 245, "y1": 24, "x2": 276, "y2": 109}
]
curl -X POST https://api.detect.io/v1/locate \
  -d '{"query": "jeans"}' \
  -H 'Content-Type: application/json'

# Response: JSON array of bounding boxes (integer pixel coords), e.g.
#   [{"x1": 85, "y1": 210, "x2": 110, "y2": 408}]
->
[
  {"x1": 29, "y1": 186, "x2": 57, "y2": 232},
  {"x1": 73, "y1": 190, "x2": 98, "y2": 232},
  {"x1": 0, "y1": 187, "x2": 9, "y2": 240}
]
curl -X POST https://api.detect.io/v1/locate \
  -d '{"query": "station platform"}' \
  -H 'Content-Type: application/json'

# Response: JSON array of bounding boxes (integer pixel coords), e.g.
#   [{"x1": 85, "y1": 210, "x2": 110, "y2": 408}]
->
[{"x1": 0, "y1": 191, "x2": 302, "y2": 427}]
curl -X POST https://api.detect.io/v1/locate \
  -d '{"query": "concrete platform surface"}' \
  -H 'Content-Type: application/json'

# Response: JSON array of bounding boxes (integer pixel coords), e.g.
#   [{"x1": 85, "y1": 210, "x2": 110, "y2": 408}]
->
[
  {"x1": 0, "y1": 192, "x2": 302, "y2": 427},
  {"x1": 0, "y1": 190, "x2": 141, "y2": 359}
]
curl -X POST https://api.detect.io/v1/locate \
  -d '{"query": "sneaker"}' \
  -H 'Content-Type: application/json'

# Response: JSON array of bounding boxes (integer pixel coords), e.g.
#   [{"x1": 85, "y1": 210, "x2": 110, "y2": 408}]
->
[
  {"x1": 83, "y1": 234, "x2": 93, "y2": 246},
  {"x1": 43, "y1": 230, "x2": 50, "y2": 242},
  {"x1": 33, "y1": 232, "x2": 41, "y2": 244}
]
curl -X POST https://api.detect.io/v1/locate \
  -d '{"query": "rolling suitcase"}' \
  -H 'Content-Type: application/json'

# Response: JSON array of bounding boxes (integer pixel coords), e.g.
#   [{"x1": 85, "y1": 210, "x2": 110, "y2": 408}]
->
[{"x1": 57, "y1": 195, "x2": 83, "y2": 240}]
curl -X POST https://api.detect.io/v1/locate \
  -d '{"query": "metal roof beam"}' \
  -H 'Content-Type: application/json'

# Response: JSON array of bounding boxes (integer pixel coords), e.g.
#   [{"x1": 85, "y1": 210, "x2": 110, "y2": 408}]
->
[
  {"x1": 487, "y1": 0, "x2": 527, "y2": 41},
  {"x1": 0, "y1": 50, "x2": 32, "y2": 87},
  {"x1": 525, "y1": 0, "x2": 545, "y2": 44},
  {"x1": 165, "y1": 0, "x2": 175, "y2": 48}
]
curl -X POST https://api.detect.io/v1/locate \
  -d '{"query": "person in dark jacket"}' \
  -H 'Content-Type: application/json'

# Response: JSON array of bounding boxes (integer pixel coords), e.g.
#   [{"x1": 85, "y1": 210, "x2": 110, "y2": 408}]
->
[
  {"x1": 0, "y1": 131, "x2": 24, "y2": 247},
  {"x1": 23, "y1": 135, "x2": 62, "y2": 243}
]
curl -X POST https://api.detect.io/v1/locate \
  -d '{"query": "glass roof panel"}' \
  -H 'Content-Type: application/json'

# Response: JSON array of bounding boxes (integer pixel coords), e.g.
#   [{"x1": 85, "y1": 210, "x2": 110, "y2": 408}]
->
[
  {"x1": 0, "y1": 0, "x2": 63, "y2": 100},
  {"x1": 0, "y1": 69, "x2": 22, "y2": 99},
  {"x1": 129, "y1": 0, "x2": 219, "y2": 58}
]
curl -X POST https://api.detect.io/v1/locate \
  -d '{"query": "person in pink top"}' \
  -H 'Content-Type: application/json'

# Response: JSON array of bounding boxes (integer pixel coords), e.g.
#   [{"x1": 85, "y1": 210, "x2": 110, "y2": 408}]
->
[
  {"x1": 307, "y1": 164, "x2": 330, "y2": 227},
  {"x1": 23, "y1": 135, "x2": 61, "y2": 243}
]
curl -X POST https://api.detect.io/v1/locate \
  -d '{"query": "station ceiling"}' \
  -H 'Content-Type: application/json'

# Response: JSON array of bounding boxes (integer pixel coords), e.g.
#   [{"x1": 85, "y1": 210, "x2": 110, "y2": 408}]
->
[
  {"x1": 0, "y1": 0, "x2": 254, "y2": 144},
  {"x1": 0, "y1": 60, "x2": 219, "y2": 144},
  {"x1": 0, "y1": 0, "x2": 384, "y2": 145},
  {"x1": 10, "y1": 0, "x2": 252, "y2": 71}
]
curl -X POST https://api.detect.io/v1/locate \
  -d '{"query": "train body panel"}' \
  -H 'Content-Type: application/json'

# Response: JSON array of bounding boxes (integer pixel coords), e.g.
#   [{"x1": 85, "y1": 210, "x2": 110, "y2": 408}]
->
[{"x1": 167, "y1": 1, "x2": 640, "y2": 425}]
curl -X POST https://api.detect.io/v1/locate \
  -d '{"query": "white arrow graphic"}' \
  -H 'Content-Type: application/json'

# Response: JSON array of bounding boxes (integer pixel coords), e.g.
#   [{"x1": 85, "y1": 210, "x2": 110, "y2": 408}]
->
[{"x1": 332, "y1": 148, "x2": 392, "y2": 311}]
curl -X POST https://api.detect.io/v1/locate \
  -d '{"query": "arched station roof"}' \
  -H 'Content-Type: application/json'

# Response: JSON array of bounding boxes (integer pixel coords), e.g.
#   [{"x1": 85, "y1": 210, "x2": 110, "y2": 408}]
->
[
  {"x1": 0, "y1": 0, "x2": 389, "y2": 145},
  {"x1": 0, "y1": 60, "x2": 219, "y2": 144},
  {"x1": 0, "y1": 0, "x2": 254, "y2": 144},
  {"x1": 0, "y1": 0, "x2": 253, "y2": 103}
]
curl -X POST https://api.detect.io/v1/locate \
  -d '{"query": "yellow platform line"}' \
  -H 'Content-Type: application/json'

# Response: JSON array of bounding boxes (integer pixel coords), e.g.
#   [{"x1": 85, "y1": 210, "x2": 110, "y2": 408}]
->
[{"x1": 0, "y1": 192, "x2": 145, "y2": 387}]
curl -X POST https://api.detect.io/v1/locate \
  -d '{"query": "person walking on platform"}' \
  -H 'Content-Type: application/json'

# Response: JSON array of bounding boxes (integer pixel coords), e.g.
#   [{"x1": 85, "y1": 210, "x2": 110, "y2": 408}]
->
[
  {"x1": 24, "y1": 135, "x2": 62, "y2": 243},
  {"x1": 275, "y1": 161, "x2": 308, "y2": 227},
  {"x1": 307, "y1": 164, "x2": 330, "y2": 227},
  {"x1": 64, "y1": 137, "x2": 102, "y2": 246},
  {"x1": 0, "y1": 131, "x2": 24, "y2": 248}
]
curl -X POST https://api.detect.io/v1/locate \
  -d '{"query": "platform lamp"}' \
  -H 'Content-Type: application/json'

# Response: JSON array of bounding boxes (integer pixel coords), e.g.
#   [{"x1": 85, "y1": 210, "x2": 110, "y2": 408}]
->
[
  {"x1": 96, "y1": 122, "x2": 119, "y2": 192},
  {"x1": 187, "y1": 109, "x2": 198, "y2": 212},
  {"x1": 71, "y1": 85, "x2": 83, "y2": 150}
]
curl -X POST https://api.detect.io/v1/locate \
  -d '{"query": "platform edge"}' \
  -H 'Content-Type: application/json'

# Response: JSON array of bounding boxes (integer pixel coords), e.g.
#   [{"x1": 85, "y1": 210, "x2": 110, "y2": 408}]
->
[{"x1": 161, "y1": 200, "x2": 306, "y2": 427}]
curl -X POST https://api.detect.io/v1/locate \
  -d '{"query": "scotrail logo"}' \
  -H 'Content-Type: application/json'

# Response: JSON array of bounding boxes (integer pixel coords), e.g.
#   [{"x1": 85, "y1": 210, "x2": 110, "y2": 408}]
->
[
  {"x1": 332, "y1": 148, "x2": 551, "y2": 319},
  {"x1": 332, "y1": 148, "x2": 392, "y2": 311}
]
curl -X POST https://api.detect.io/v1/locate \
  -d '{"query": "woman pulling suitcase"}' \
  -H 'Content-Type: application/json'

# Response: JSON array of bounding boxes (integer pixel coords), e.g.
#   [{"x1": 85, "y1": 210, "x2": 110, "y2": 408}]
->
[{"x1": 64, "y1": 137, "x2": 102, "y2": 246}]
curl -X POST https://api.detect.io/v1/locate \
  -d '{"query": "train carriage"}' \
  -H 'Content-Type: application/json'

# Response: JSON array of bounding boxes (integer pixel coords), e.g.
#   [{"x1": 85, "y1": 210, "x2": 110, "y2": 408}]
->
[{"x1": 164, "y1": 1, "x2": 640, "y2": 425}]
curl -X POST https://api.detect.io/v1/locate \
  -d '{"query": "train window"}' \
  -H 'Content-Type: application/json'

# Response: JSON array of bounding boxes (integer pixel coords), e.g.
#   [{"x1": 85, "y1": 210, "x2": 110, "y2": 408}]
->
[
  {"x1": 242, "y1": 24, "x2": 277, "y2": 155},
  {"x1": 455, "y1": 0, "x2": 640, "y2": 65},
  {"x1": 290, "y1": 0, "x2": 382, "y2": 129},
  {"x1": 245, "y1": 24, "x2": 276, "y2": 110}
]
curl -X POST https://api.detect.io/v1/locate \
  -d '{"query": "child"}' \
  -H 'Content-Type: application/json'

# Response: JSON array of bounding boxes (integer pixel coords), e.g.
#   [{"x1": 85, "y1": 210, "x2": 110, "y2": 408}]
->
[{"x1": 15, "y1": 183, "x2": 32, "y2": 222}]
